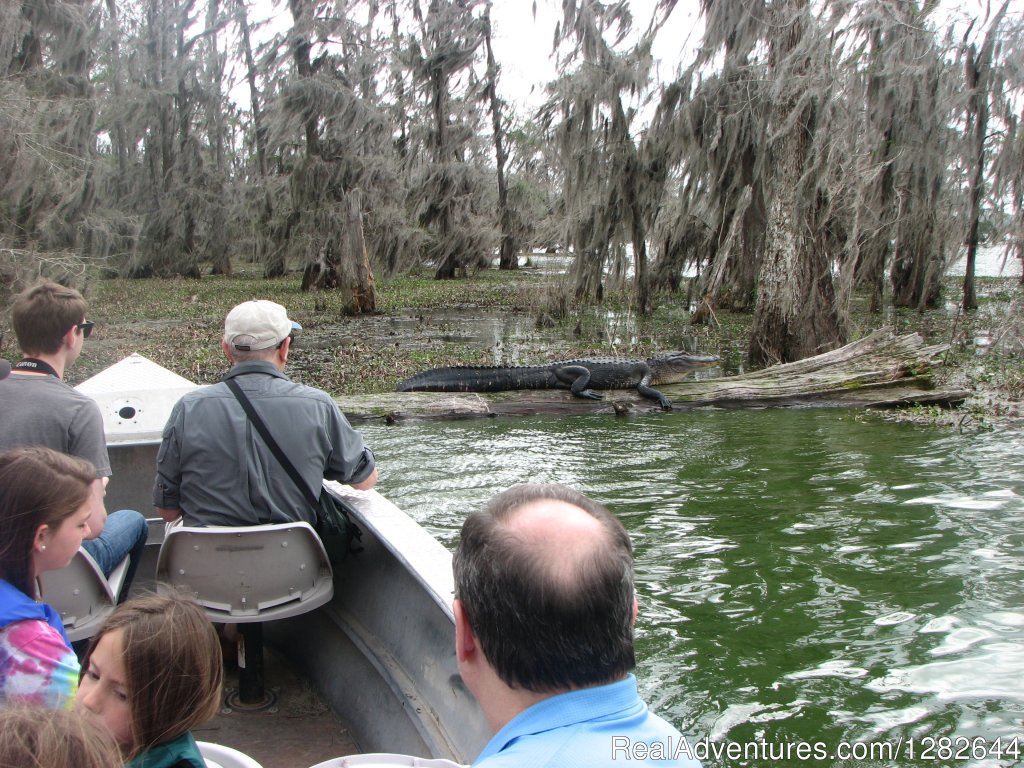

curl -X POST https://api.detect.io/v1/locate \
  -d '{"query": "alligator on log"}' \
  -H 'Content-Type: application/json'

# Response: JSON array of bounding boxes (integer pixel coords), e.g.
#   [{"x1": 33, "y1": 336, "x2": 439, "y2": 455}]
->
[
  {"x1": 395, "y1": 351, "x2": 721, "y2": 409},
  {"x1": 334, "y1": 331, "x2": 970, "y2": 422}
]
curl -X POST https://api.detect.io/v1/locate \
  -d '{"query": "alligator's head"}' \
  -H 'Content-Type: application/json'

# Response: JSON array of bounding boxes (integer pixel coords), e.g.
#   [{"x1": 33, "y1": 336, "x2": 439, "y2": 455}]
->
[{"x1": 648, "y1": 350, "x2": 720, "y2": 383}]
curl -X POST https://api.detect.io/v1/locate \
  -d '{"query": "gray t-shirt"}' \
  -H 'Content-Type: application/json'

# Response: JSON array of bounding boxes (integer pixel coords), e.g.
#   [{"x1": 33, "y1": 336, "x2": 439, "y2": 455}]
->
[{"x1": 0, "y1": 373, "x2": 111, "y2": 476}]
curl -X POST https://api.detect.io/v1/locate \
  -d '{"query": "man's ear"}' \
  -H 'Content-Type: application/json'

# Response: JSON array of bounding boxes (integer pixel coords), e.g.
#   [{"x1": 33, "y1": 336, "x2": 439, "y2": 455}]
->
[
  {"x1": 453, "y1": 599, "x2": 476, "y2": 663},
  {"x1": 61, "y1": 324, "x2": 79, "y2": 350},
  {"x1": 221, "y1": 340, "x2": 234, "y2": 363}
]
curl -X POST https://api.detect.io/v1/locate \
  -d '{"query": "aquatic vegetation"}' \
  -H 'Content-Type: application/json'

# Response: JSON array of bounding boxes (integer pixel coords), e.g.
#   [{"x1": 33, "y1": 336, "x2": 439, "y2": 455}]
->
[{"x1": 5, "y1": 267, "x2": 1015, "y2": 427}]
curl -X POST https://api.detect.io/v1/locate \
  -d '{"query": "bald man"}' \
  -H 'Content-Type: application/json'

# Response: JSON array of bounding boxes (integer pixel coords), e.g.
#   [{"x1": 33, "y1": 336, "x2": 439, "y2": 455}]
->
[{"x1": 453, "y1": 483, "x2": 702, "y2": 767}]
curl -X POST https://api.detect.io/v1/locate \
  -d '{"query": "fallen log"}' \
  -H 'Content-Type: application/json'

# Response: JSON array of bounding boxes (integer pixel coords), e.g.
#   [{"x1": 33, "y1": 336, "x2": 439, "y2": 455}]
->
[{"x1": 333, "y1": 329, "x2": 969, "y2": 422}]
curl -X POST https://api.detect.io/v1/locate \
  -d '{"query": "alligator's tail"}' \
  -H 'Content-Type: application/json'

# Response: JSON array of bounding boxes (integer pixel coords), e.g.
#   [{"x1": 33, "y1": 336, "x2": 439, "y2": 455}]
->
[{"x1": 397, "y1": 366, "x2": 555, "y2": 393}]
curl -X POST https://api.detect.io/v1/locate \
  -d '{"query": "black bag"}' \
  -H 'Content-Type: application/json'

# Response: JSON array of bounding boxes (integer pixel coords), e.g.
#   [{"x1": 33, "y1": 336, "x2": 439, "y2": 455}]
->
[
  {"x1": 315, "y1": 489, "x2": 363, "y2": 564},
  {"x1": 226, "y1": 377, "x2": 363, "y2": 564}
]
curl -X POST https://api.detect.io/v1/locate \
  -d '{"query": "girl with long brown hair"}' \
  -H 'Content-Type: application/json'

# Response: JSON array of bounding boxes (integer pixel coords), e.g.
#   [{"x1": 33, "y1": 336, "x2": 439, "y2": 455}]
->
[
  {"x1": 0, "y1": 446, "x2": 98, "y2": 708},
  {"x1": 77, "y1": 593, "x2": 224, "y2": 768}
]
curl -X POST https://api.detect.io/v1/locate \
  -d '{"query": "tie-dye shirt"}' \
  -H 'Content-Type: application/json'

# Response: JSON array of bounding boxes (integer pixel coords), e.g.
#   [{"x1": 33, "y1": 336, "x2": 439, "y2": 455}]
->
[{"x1": 0, "y1": 580, "x2": 80, "y2": 709}]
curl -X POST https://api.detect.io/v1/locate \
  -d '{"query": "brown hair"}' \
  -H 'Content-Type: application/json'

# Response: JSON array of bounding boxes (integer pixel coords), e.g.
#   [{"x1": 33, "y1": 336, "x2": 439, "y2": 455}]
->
[
  {"x1": 453, "y1": 483, "x2": 636, "y2": 693},
  {"x1": 81, "y1": 593, "x2": 223, "y2": 759},
  {"x1": 0, "y1": 705, "x2": 122, "y2": 768},
  {"x1": 0, "y1": 447, "x2": 96, "y2": 595},
  {"x1": 11, "y1": 278, "x2": 88, "y2": 356}
]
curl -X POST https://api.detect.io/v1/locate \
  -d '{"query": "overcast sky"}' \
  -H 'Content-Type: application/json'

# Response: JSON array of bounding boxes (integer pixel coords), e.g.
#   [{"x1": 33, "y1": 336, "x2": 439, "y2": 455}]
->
[
  {"x1": 233, "y1": 0, "x2": 702, "y2": 112},
  {"x1": 237, "y1": 0, "x2": 1020, "y2": 112},
  {"x1": 487, "y1": 0, "x2": 1023, "y2": 109},
  {"x1": 489, "y1": 1, "x2": 701, "y2": 109}
]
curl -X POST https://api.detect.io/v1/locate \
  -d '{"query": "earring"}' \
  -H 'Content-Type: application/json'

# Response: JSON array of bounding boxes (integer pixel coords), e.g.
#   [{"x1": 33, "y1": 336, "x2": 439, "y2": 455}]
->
[{"x1": 40, "y1": 544, "x2": 46, "y2": 551}]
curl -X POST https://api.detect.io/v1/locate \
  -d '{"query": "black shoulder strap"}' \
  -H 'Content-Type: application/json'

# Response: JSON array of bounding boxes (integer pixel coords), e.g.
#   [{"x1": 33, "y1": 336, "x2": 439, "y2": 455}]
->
[{"x1": 224, "y1": 377, "x2": 320, "y2": 513}]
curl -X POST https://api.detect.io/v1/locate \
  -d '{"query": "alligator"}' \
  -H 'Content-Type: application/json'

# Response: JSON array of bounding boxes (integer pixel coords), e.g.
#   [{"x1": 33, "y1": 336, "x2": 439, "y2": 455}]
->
[{"x1": 395, "y1": 351, "x2": 720, "y2": 410}]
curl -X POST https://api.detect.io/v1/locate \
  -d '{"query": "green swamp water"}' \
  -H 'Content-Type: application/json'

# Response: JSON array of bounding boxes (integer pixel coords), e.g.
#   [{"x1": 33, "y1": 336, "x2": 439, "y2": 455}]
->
[{"x1": 363, "y1": 409, "x2": 1024, "y2": 767}]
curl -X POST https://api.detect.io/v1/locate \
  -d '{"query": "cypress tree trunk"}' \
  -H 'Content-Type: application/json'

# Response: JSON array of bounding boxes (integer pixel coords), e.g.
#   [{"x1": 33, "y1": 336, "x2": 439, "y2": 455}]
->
[
  {"x1": 749, "y1": 0, "x2": 844, "y2": 366},
  {"x1": 483, "y1": 9, "x2": 516, "y2": 272},
  {"x1": 961, "y1": 1, "x2": 1010, "y2": 310}
]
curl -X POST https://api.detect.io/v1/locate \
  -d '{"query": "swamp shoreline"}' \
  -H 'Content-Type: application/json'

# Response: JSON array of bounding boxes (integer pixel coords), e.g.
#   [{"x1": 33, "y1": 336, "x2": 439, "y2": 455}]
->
[{"x1": 2, "y1": 266, "x2": 1021, "y2": 426}]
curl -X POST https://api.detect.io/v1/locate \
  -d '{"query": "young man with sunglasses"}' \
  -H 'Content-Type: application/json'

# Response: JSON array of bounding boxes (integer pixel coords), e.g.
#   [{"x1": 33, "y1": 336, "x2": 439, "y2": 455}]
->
[{"x1": 0, "y1": 279, "x2": 148, "y2": 597}]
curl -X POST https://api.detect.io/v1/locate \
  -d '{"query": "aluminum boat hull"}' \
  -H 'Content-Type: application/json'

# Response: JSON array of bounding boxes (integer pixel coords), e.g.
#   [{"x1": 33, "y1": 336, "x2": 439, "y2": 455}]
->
[{"x1": 76, "y1": 354, "x2": 489, "y2": 763}]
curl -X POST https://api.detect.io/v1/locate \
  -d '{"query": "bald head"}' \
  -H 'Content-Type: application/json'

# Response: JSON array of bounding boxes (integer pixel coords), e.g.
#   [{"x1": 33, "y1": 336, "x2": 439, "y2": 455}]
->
[
  {"x1": 453, "y1": 484, "x2": 636, "y2": 693},
  {"x1": 502, "y1": 498, "x2": 611, "y2": 588}
]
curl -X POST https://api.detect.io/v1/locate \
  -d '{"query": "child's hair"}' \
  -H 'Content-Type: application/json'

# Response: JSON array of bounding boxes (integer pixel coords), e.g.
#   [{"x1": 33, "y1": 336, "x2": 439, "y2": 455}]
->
[
  {"x1": 0, "y1": 446, "x2": 96, "y2": 595},
  {"x1": 0, "y1": 704, "x2": 123, "y2": 768},
  {"x1": 81, "y1": 593, "x2": 223, "y2": 759}
]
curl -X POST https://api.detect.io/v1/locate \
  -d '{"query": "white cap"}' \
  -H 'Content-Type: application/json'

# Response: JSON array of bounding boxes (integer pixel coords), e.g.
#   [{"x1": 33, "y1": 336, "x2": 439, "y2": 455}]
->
[{"x1": 223, "y1": 300, "x2": 302, "y2": 351}]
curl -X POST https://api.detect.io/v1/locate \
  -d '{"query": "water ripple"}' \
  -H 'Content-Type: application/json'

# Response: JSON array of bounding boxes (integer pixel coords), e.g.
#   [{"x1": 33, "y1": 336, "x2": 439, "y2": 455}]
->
[{"x1": 363, "y1": 409, "x2": 1024, "y2": 765}]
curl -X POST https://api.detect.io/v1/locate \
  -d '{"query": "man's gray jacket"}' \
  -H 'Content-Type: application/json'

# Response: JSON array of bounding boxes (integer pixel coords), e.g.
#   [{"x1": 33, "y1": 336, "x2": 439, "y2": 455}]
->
[{"x1": 154, "y1": 361, "x2": 375, "y2": 526}]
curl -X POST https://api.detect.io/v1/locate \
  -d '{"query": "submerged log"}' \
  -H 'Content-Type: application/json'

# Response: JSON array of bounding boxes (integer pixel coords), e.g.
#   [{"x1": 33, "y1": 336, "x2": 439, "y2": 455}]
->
[{"x1": 333, "y1": 330, "x2": 969, "y2": 422}]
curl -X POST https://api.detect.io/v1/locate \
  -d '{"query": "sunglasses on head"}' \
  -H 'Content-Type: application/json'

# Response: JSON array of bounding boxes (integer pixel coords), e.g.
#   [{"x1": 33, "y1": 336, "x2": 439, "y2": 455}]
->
[{"x1": 77, "y1": 320, "x2": 95, "y2": 338}]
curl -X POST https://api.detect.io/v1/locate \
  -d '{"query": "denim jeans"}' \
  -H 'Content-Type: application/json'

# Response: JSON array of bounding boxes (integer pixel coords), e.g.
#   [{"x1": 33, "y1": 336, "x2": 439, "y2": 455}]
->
[{"x1": 81, "y1": 508, "x2": 148, "y2": 602}]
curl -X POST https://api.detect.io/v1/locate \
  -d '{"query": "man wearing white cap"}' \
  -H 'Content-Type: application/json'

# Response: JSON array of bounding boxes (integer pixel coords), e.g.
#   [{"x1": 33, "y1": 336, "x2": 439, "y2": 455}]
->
[{"x1": 153, "y1": 300, "x2": 377, "y2": 527}]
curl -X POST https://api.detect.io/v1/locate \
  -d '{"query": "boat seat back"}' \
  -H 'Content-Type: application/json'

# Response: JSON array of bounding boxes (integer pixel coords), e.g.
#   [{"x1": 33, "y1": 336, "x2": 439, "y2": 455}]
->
[
  {"x1": 308, "y1": 754, "x2": 465, "y2": 767},
  {"x1": 197, "y1": 741, "x2": 266, "y2": 768},
  {"x1": 39, "y1": 547, "x2": 129, "y2": 642},
  {"x1": 155, "y1": 522, "x2": 334, "y2": 623}
]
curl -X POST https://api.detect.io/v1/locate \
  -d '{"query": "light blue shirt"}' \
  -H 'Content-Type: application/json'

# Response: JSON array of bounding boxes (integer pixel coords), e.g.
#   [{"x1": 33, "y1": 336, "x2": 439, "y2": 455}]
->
[{"x1": 473, "y1": 675, "x2": 702, "y2": 767}]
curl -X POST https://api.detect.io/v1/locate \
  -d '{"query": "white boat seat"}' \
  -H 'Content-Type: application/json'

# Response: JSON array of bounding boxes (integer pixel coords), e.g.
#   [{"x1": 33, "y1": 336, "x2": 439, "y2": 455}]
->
[
  {"x1": 39, "y1": 547, "x2": 129, "y2": 642},
  {"x1": 308, "y1": 754, "x2": 465, "y2": 768},
  {"x1": 156, "y1": 522, "x2": 334, "y2": 708},
  {"x1": 155, "y1": 522, "x2": 334, "y2": 623},
  {"x1": 197, "y1": 741, "x2": 266, "y2": 768}
]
